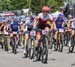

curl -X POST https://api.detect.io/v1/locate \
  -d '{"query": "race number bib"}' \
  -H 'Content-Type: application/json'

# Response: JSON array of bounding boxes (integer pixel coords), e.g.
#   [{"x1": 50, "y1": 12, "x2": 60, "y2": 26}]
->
[
  {"x1": 42, "y1": 30, "x2": 49, "y2": 35},
  {"x1": 30, "y1": 31, "x2": 36, "y2": 36},
  {"x1": 59, "y1": 29, "x2": 64, "y2": 32},
  {"x1": 67, "y1": 29, "x2": 71, "y2": 31},
  {"x1": 13, "y1": 32, "x2": 17, "y2": 34},
  {"x1": 4, "y1": 32, "x2": 8, "y2": 35}
]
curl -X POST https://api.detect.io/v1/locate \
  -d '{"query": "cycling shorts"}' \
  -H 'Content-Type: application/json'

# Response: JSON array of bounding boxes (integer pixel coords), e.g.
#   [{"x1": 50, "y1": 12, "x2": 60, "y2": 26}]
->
[{"x1": 38, "y1": 23, "x2": 50, "y2": 29}]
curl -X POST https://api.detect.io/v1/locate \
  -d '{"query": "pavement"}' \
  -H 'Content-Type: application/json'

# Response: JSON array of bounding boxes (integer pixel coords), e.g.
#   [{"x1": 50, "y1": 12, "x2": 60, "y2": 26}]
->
[{"x1": 0, "y1": 46, "x2": 75, "y2": 67}]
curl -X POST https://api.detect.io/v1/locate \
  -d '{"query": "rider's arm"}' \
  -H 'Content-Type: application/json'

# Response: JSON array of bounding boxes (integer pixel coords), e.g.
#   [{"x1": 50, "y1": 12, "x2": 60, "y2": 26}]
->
[
  {"x1": 62, "y1": 22, "x2": 65, "y2": 27},
  {"x1": 65, "y1": 21, "x2": 68, "y2": 28},
  {"x1": 68, "y1": 19, "x2": 73, "y2": 29},
  {"x1": 50, "y1": 20, "x2": 56, "y2": 30},
  {"x1": 62, "y1": 18, "x2": 66, "y2": 28},
  {"x1": 49, "y1": 15, "x2": 56, "y2": 30},
  {"x1": 33, "y1": 17, "x2": 39, "y2": 29},
  {"x1": 0, "y1": 23, "x2": 4, "y2": 30}
]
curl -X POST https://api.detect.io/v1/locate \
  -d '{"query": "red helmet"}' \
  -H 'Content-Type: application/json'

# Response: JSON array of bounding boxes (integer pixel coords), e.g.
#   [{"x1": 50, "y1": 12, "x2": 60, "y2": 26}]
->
[{"x1": 42, "y1": 6, "x2": 50, "y2": 12}]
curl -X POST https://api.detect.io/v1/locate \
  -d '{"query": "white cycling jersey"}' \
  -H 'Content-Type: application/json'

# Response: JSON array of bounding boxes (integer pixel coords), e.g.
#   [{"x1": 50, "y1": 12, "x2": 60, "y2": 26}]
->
[
  {"x1": 71, "y1": 21, "x2": 75, "y2": 29},
  {"x1": 52, "y1": 11, "x2": 64, "y2": 20},
  {"x1": 38, "y1": 13, "x2": 53, "y2": 22},
  {"x1": 23, "y1": 17, "x2": 34, "y2": 32}
]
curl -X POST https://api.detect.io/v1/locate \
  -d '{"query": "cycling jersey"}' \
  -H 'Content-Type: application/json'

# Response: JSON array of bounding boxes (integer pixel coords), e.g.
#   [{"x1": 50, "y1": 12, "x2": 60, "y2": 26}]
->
[
  {"x1": 55, "y1": 16, "x2": 65, "y2": 29},
  {"x1": 71, "y1": 20, "x2": 75, "y2": 29},
  {"x1": 38, "y1": 13, "x2": 54, "y2": 24},
  {"x1": 24, "y1": 17, "x2": 34, "y2": 32},
  {"x1": 37, "y1": 13, "x2": 54, "y2": 29},
  {"x1": 55, "y1": 14, "x2": 65, "y2": 29},
  {"x1": 10, "y1": 22, "x2": 19, "y2": 32}
]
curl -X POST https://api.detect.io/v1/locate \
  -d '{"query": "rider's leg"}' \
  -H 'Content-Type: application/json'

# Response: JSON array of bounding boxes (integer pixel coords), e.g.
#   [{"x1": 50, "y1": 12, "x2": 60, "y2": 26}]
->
[
  {"x1": 16, "y1": 34, "x2": 19, "y2": 45},
  {"x1": 44, "y1": 26, "x2": 50, "y2": 31},
  {"x1": 10, "y1": 33, "x2": 13, "y2": 40},
  {"x1": 35, "y1": 26, "x2": 49, "y2": 48},
  {"x1": 25, "y1": 34, "x2": 29, "y2": 47},
  {"x1": 55, "y1": 31, "x2": 58, "y2": 42},
  {"x1": 8, "y1": 36, "x2": 11, "y2": 49},
  {"x1": 9, "y1": 33, "x2": 13, "y2": 48},
  {"x1": 23, "y1": 34, "x2": 29, "y2": 54},
  {"x1": 71, "y1": 30, "x2": 74, "y2": 39},
  {"x1": 45, "y1": 27, "x2": 50, "y2": 45},
  {"x1": 35, "y1": 32, "x2": 41, "y2": 50}
]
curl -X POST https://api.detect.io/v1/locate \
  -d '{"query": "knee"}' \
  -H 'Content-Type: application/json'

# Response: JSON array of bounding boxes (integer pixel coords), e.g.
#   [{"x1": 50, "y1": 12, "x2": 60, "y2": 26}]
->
[
  {"x1": 36, "y1": 32, "x2": 41, "y2": 40},
  {"x1": 25, "y1": 34, "x2": 29, "y2": 40},
  {"x1": 10, "y1": 33, "x2": 13, "y2": 38},
  {"x1": 45, "y1": 27, "x2": 49, "y2": 30},
  {"x1": 72, "y1": 31, "x2": 74, "y2": 36}
]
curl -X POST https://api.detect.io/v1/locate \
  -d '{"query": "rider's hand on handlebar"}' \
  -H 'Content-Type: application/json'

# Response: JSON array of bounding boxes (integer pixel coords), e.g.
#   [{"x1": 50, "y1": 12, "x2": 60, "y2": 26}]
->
[{"x1": 69, "y1": 19, "x2": 73, "y2": 22}]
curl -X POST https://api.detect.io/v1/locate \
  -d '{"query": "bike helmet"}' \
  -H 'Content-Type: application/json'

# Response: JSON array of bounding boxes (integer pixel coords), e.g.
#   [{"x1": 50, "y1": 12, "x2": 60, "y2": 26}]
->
[
  {"x1": 68, "y1": 15, "x2": 72, "y2": 19},
  {"x1": 42, "y1": 6, "x2": 50, "y2": 12}
]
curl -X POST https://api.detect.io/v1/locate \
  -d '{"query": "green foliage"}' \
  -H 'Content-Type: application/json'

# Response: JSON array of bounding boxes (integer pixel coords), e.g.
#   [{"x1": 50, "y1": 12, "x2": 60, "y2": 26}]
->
[
  {"x1": 0, "y1": 0, "x2": 64, "y2": 13},
  {"x1": 47, "y1": 0, "x2": 58, "y2": 12},
  {"x1": 47, "y1": 0, "x2": 64, "y2": 12}
]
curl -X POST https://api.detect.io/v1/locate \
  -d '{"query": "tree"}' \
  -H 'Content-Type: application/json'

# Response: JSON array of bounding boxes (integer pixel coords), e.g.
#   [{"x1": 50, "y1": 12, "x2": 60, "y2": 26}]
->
[
  {"x1": 47, "y1": 0, "x2": 64, "y2": 12},
  {"x1": 31, "y1": 0, "x2": 48, "y2": 14},
  {"x1": 0, "y1": 0, "x2": 64, "y2": 14}
]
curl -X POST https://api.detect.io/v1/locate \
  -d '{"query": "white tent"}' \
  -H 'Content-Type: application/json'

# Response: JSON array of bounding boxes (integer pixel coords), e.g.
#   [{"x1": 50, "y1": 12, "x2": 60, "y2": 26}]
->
[{"x1": 22, "y1": 8, "x2": 32, "y2": 16}]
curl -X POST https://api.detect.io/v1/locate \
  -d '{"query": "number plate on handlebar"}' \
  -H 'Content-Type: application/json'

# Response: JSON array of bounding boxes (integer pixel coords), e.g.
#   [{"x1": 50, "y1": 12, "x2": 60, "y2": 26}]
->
[
  {"x1": 67, "y1": 29, "x2": 71, "y2": 31},
  {"x1": 42, "y1": 30, "x2": 49, "y2": 35},
  {"x1": 13, "y1": 32, "x2": 17, "y2": 34},
  {"x1": 59, "y1": 29, "x2": 64, "y2": 32},
  {"x1": 4, "y1": 32, "x2": 8, "y2": 35},
  {"x1": 30, "y1": 31, "x2": 36, "y2": 36}
]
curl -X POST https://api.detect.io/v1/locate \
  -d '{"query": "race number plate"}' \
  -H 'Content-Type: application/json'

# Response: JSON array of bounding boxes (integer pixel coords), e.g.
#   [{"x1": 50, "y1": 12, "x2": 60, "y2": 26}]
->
[
  {"x1": 42, "y1": 30, "x2": 49, "y2": 35},
  {"x1": 4, "y1": 32, "x2": 8, "y2": 35},
  {"x1": 30, "y1": 31, "x2": 36, "y2": 36},
  {"x1": 67, "y1": 29, "x2": 71, "y2": 31},
  {"x1": 13, "y1": 32, "x2": 17, "y2": 34},
  {"x1": 59, "y1": 29, "x2": 64, "y2": 32}
]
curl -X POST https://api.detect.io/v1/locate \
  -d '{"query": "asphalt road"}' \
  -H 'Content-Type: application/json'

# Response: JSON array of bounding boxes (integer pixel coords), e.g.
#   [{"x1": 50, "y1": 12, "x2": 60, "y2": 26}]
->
[{"x1": 0, "y1": 46, "x2": 75, "y2": 67}]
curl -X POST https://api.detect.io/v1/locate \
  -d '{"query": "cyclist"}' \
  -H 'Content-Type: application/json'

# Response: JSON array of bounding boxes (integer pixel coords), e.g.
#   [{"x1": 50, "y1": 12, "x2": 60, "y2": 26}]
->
[
  {"x1": 71, "y1": 18, "x2": 75, "y2": 39},
  {"x1": 23, "y1": 15, "x2": 35, "y2": 57},
  {"x1": 54, "y1": 13, "x2": 65, "y2": 50},
  {"x1": 33, "y1": 6, "x2": 55, "y2": 57},
  {"x1": 68, "y1": 18, "x2": 75, "y2": 40},
  {"x1": 0, "y1": 17, "x2": 6, "y2": 49},
  {"x1": 53, "y1": 7, "x2": 64, "y2": 20},
  {"x1": 67, "y1": 15, "x2": 73, "y2": 29},
  {"x1": 4, "y1": 18, "x2": 12, "y2": 49},
  {"x1": 10, "y1": 18, "x2": 20, "y2": 52}
]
